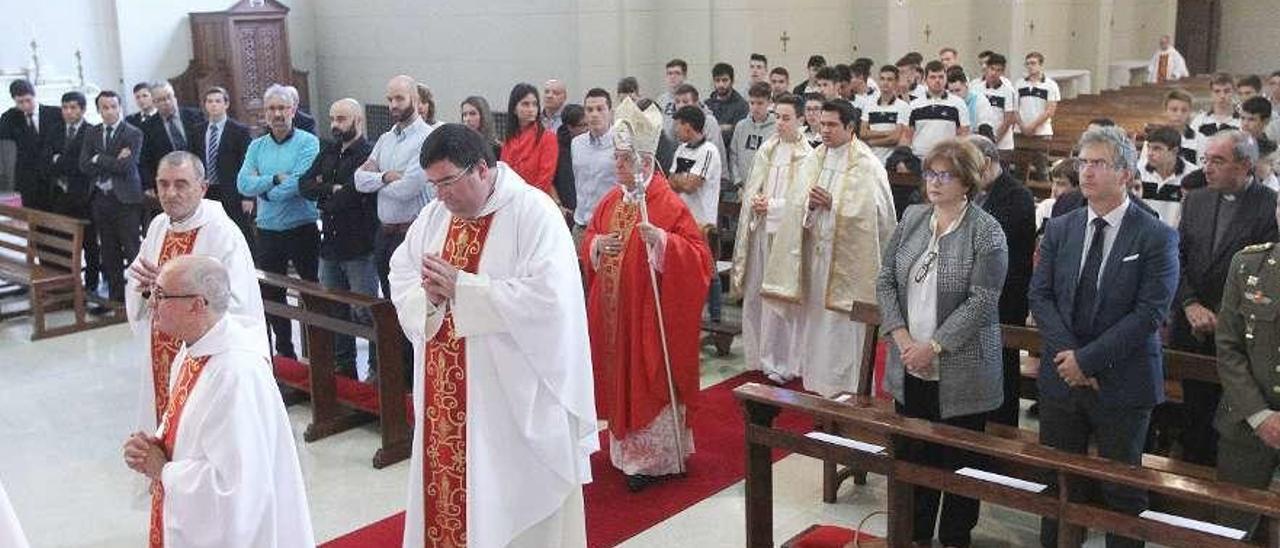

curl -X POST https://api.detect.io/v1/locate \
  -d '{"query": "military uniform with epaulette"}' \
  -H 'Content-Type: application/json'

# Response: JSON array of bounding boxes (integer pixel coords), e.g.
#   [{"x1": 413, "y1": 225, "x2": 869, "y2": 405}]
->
[{"x1": 1214, "y1": 241, "x2": 1280, "y2": 536}]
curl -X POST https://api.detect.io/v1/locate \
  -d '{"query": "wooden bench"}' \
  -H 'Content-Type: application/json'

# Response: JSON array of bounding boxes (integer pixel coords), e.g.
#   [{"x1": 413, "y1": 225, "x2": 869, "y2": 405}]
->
[
  {"x1": 820, "y1": 314, "x2": 1274, "y2": 510},
  {"x1": 738, "y1": 383, "x2": 1280, "y2": 547},
  {"x1": 0, "y1": 203, "x2": 123, "y2": 339},
  {"x1": 257, "y1": 270, "x2": 411, "y2": 468}
]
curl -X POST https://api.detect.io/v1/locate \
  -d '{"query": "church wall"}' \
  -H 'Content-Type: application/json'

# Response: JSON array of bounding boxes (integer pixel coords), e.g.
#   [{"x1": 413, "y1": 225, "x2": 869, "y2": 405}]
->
[
  {"x1": 306, "y1": 0, "x2": 1184, "y2": 130},
  {"x1": 0, "y1": 0, "x2": 124, "y2": 103},
  {"x1": 1216, "y1": 0, "x2": 1280, "y2": 76}
]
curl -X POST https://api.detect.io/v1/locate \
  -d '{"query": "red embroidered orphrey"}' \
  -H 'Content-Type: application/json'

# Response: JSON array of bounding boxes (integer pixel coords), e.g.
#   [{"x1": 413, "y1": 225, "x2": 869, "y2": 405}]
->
[
  {"x1": 148, "y1": 228, "x2": 202, "y2": 423},
  {"x1": 147, "y1": 354, "x2": 212, "y2": 548},
  {"x1": 423, "y1": 214, "x2": 495, "y2": 547}
]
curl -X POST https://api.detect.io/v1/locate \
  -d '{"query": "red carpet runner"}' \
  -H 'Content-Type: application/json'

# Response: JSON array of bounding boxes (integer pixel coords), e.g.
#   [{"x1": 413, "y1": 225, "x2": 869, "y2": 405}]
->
[{"x1": 321, "y1": 370, "x2": 822, "y2": 548}]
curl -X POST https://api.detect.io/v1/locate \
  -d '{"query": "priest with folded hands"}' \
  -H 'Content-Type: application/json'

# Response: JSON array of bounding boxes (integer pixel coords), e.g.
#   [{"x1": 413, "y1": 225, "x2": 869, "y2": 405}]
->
[{"x1": 122, "y1": 255, "x2": 313, "y2": 548}]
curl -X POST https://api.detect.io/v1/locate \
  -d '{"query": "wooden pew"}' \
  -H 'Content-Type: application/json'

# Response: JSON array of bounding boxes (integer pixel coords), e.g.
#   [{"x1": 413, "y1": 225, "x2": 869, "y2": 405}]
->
[
  {"x1": 821, "y1": 319, "x2": 1272, "y2": 510},
  {"x1": 257, "y1": 270, "x2": 411, "y2": 468},
  {"x1": 738, "y1": 383, "x2": 1280, "y2": 548},
  {"x1": 0, "y1": 203, "x2": 124, "y2": 339}
]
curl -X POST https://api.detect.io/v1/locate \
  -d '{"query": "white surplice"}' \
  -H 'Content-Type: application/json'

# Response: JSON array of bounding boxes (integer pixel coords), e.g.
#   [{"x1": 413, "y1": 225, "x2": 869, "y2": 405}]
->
[
  {"x1": 388, "y1": 163, "x2": 598, "y2": 548},
  {"x1": 126, "y1": 199, "x2": 266, "y2": 434},
  {"x1": 792, "y1": 143, "x2": 896, "y2": 397},
  {"x1": 0, "y1": 478, "x2": 29, "y2": 548},
  {"x1": 736, "y1": 138, "x2": 807, "y2": 378},
  {"x1": 156, "y1": 317, "x2": 314, "y2": 548}
]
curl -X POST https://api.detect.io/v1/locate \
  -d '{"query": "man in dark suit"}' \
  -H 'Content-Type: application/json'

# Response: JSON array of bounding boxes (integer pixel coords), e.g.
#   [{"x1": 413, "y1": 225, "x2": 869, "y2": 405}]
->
[
  {"x1": 123, "y1": 82, "x2": 158, "y2": 129},
  {"x1": 189, "y1": 86, "x2": 254, "y2": 247},
  {"x1": 1030, "y1": 127, "x2": 1179, "y2": 548},
  {"x1": 46, "y1": 91, "x2": 102, "y2": 292},
  {"x1": 1172, "y1": 130, "x2": 1278, "y2": 466},
  {"x1": 138, "y1": 81, "x2": 204, "y2": 197},
  {"x1": 293, "y1": 108, "x2": 317, "y2": 135},
  {"x1": 79, "y1": 91, "x2": 144, "y2": 304},
  {"x1": 0, "y1": 79, "x2": 62, "y2": 211},
  {"x1": 970, "y1": 135, "x2": 1037, "y2": 426}
]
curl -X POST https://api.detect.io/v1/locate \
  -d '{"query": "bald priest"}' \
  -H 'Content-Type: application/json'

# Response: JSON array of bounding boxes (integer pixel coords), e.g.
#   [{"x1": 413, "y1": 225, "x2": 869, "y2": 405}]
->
[{"x1": 122, "y1": 255, "x2": 314, "y2": 548}]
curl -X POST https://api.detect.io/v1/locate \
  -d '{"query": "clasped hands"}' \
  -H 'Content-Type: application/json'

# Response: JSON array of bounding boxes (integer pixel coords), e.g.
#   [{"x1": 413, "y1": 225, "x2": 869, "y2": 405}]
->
[
  {"x1": 893, "y1": 331, "x2": 936, "y2": 378},
  {"x1": 128, "y1": 257, "x2": 160, "y2": 294},
  {"x1": 594, "y1": 223, "x2": 665, "y2": 257},
  {"x1": 420, "y1": 253, "x2": 459, "y2": 306},
  {"x1": 807, "y1": 186, "x2": 832, "y2": 211},
  {"x1": 122, "y1": 431, "x2": 168, "y2": 482},
  {"x1": 1054, "y1": 350, "x2": 1100, "y2": 391}
]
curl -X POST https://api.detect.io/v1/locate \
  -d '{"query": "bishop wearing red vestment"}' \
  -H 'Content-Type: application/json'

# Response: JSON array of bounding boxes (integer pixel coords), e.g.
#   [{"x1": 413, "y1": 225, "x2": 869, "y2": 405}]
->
[{"x1": 582, "y1": 97, "x2": 712, "y2": 491}]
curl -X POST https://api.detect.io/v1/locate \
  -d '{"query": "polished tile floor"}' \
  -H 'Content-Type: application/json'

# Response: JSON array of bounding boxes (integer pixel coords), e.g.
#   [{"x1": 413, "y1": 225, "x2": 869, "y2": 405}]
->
[{"x1": 0, "y1": 302, "x2": 1136, "y2": 547}]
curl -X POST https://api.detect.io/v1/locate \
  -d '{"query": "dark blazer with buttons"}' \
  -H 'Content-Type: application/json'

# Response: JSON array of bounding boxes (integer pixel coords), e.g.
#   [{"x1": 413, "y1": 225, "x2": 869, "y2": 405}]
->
[
  {"x1": 46, "y1": 120, "x2": 97, "y2": 205},
  {"x1": 1029, "y1": 201, "x2": 1179, "y2": 407},
  {"x1": 1176, "y1": 182, "x2": 1277, "y2": 314},
  {"x1": 79, "y1": 121, "x2": 144, "y2": 204},
  {"x1": 189, "y1": 117, "x2": 252, "y2": 197},
  {"x1": 1173, "y1": 181, "x2": 1277, "y2": 351},
  {"x1": 0, "y1": 104, "x2": 61, "y2": 195},
  {"x1": 139, "y1": 106, "x2": 204, "y2": 190}
]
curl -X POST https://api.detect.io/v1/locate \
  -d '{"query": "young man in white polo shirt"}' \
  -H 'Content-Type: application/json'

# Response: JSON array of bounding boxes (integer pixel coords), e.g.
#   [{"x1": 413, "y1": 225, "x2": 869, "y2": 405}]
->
[
  {"x1": 1189, "y1": 73, "x2": 1242, "y2": 160},
  {"x1": 1135, "y1": 125, "x2": 1191, "y2": 226},
  {"x1": 1016, "y1": 52, "x2": 1061, "y2": 138},
  {"x1": 670, "y1": 105, "x2": 724, "y2": 322},
  {"x1": 978, "y1": 53, "x2": 1018, "y2": 151},
  {"x1": 861, "y1": 65, "x2": 911, "y2": 165},
  {"x1": 905, "y1": 60, "x2": 970, "y2": 160}
]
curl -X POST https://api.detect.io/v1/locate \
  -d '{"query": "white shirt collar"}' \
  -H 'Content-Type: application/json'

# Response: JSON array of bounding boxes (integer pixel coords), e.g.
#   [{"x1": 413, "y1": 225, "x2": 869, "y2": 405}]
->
[{"x1": 1087, "y1": 195, "x2": 1130, "y2": 228}]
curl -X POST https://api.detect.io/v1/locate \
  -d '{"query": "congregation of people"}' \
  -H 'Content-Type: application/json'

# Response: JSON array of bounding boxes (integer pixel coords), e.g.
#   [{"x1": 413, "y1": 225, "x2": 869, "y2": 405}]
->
[{"x1": 5, "y1": 32, "x2": 1280, "y2": 548}]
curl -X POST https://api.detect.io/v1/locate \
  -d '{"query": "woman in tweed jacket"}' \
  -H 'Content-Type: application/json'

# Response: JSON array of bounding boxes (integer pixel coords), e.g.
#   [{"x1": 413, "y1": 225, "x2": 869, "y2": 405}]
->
[{"x1": 875, "y1": 137, "x2": 1008, "y2": 548}]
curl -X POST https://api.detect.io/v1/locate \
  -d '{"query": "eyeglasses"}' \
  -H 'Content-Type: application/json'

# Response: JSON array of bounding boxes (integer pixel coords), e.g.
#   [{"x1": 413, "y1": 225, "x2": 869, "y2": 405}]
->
[
  {"x1": 428, "y1": 164, "x2": 475, "y2": 189},
  {"x1": 923, "y1": 170, "x2": 956, "y2": 184},
  {"x1": 914, "y1": 250, "x2": 938, "y2": 283},
  {"x1": 145, "y1": 286, "x2": 204, "y2": 303},
  {"x1": 1073, "y1": 157, "x2": 1116, "y2": 172}
]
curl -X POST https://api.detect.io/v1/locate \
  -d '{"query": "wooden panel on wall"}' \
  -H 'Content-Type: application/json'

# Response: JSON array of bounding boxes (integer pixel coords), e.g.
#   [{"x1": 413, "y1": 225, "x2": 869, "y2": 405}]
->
[
  {"x1": 1175, "y1": 0, "x2": 1218, "y2": 74},
  {"x1": 170, "y1": 0, "x2": 310, "y2": 130}
]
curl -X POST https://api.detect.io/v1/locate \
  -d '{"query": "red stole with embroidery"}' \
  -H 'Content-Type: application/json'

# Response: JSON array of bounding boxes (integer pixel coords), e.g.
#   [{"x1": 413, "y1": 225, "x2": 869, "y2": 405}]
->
[
  {"x1": 147, "y1": 353, "x2": 211, "y2": 548},
  {"x1": 423, "y1": 214, "x2": 495, "y2": 547},
  {"x1": 148, "y1": 228, "x2": 201, "y2": 423}
]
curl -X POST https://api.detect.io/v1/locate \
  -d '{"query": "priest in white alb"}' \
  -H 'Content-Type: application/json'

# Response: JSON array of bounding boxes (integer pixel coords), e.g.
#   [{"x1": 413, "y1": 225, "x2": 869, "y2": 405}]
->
[
  {"x1": 762, "y1": 99, "x2": 896, "y2": 397},
  {"x1": 122, "y1": 255, "x2": 314, "y2": 548},
  {"x1": 125, "y1": 151, "x2": 265, "y2": 434},
  {"x1": 388, "y1": 124, "x2": 598, "y2": 548},
  {"x1": 730, "y1": 93, "x2": 812, "y2": 384}
]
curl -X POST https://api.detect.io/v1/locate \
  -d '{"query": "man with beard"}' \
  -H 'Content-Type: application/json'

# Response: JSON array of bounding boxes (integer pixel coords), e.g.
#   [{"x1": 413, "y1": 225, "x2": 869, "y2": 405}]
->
[
  {"x1": 300, "y1": 99, "x2": 378, "y2": 379},
  {"x1": 237, "y1": 84, "x2": 321, "y2": 359},
  {"x1": 355, "y1": 75, "x2": 433, "y2": 382},
  {"x1": 355, "y1": 75, "x2": 435, "y2": 301}
]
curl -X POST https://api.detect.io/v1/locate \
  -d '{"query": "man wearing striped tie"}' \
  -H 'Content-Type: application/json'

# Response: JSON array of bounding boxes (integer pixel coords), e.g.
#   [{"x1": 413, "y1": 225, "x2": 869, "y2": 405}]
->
[{"x1": 191, "y1": 86, "x2": 254, "y2": 248}]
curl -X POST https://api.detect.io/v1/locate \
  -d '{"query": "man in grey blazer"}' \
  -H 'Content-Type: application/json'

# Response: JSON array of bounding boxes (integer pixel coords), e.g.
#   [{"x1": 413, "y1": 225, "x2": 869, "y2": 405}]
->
[
  {"x1": 79, "y1": 91, "x2": 144, "y2": 304},
  {"x1": 1030, "y1": 127, "x2": 1179, "y2": 548}
]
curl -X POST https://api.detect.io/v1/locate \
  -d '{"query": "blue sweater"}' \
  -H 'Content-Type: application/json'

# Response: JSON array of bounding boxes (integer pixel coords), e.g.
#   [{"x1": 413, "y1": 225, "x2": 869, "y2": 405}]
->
[{"x1": 237, "y1": 130, "x2": 321, "y2": 231}]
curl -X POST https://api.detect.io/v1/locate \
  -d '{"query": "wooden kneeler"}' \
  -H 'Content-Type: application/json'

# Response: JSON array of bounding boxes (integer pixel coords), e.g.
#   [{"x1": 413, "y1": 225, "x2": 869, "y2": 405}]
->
[{"x1": 819, "y1": 301, "x2": 883, "y2": 502}]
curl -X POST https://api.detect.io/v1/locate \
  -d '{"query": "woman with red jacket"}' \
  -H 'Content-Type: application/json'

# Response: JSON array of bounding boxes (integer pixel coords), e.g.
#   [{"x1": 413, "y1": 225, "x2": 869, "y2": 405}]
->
[{"x1": 500, "y1": 82, "x2": 561, "y2": 204}]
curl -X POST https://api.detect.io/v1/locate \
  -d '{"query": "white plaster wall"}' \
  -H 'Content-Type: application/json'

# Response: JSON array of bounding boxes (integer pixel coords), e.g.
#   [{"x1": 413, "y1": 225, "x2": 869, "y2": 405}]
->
[
  {"x1": 1216, "y1": 0, "x2": 1280, "y2": 75},
  {"x1": 0, "y1": 0, "x2": 124, "y2": 101}
]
